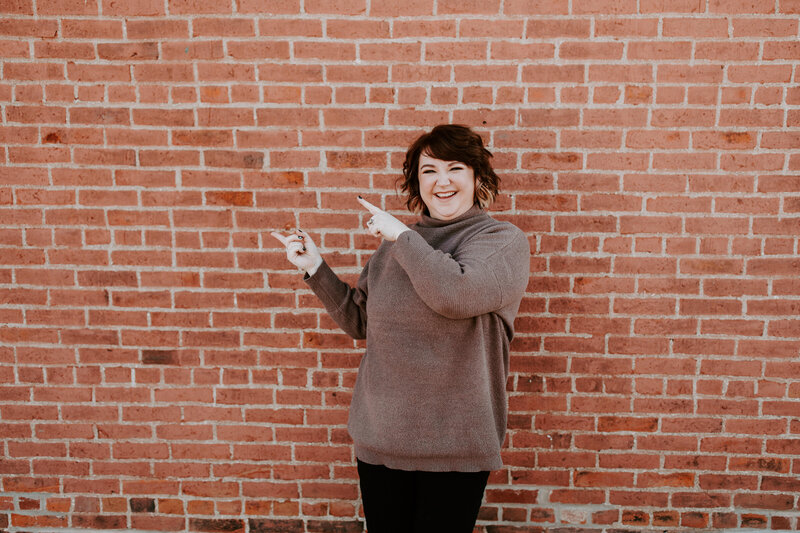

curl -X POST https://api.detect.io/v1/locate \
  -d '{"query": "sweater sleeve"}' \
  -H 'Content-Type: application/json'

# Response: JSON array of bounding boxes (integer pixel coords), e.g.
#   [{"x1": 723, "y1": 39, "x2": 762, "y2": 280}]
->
[
  {"x1": 303, "y1": 258, "x2": 369, "y2": 340},
  {"x1": 391, "y1": 225, "x2": 530, "y2": 320}
]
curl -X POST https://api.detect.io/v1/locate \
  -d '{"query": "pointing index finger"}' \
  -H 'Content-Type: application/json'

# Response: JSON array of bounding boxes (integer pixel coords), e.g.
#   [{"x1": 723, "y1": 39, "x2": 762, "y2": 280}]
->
[
  {"x1": 357, "y1": 196, "x2": 382, "y2": 215},
  {"x1": 270, "y1": 231, "x2": 289, "y2": 245}
]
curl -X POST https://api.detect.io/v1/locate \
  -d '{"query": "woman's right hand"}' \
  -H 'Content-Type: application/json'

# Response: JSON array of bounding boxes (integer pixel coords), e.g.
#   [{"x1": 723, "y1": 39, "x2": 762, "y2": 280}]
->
[{"x1": 270, "y1": 229, "x2": 323, "y2": 276}]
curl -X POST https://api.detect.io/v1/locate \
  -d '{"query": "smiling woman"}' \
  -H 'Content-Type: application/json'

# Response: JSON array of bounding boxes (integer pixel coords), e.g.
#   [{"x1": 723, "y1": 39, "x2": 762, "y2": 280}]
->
[
  {"x1": 272, "y1": 124, "x2": 530, "y2": 533},
  {"x1": 417, "y1": 154, "x2": 475, "y2": 221},
  {"x1": 399, "y1": 124, "x2": 500, "y2": 218}
]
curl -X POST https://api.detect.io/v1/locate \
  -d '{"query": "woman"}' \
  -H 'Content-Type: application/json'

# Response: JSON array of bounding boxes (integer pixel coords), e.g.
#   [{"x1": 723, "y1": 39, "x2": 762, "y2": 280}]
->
[{"x1": 272, "y1": 124, "x2": 530, "y2": 532}]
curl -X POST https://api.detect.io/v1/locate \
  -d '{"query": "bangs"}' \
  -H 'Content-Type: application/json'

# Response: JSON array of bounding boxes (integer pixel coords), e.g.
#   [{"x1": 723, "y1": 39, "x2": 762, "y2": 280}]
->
[{"x1": 420, "y1": 138, "x2": 474, "y2": 168}]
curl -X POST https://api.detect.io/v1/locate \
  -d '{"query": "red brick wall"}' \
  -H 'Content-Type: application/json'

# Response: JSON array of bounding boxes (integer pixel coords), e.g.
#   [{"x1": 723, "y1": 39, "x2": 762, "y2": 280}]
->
[{"x1": 2, "y1": 0, "x2": 800, "y2": 531}]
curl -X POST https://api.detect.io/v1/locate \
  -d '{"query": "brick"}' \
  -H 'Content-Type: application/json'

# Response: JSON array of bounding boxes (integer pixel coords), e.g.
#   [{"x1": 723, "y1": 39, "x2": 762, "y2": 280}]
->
[
  {"x1": 672, "y1": 492, "x2": 731, "y2": 508},
  {"x1": 730, "y1": 64, "x2": 792, "y2": 83},
  {"x1": 595, "y1": 18, "x2": 658, "y2": 38},
  {"x1": 1, "y1": 0, "x2": 33, "y2": 14},
  {"x1": 710, "y1": 0, "x2": 776, "y2": 12},
  {"x1": 522, "y1": 65, "x2": 585, "y2": 83},
  {"x1": 34, "y1": 41, "x2": 94, "y2": 60},
  {"x1": 249, "y1": 519, "x2": 304, "y2": 533},
  {"x1": 697, "y1": 41, "x2": 760, "y2": 60},
  {"x1": 734, "y1": 493, "x2": 794, "y2": 510},
  {"x1": 189, "y1": 519, "x2": 245, "y2": 532},
  {"x1": 549, "y1": 489, "x2": 605, "y2": 505},
  {"x1": 125, "y1": 19, "x2": 187, "y2": 38},
  {"x1": 629, "y1": 41, "x2": 692, "y2": 60},
  {"x1": 37, "y1": 0, "x2": 99, "y2": 15},
  {"x1": 733, "y1": 16, "x2": 798, "y2": 36}
]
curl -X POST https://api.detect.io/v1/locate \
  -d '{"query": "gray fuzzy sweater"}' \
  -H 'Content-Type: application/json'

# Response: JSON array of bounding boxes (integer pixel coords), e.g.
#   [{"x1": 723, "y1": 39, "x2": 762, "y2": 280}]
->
[{"x1": 305, "y1": 205, "x2": 530, "y2": 471}]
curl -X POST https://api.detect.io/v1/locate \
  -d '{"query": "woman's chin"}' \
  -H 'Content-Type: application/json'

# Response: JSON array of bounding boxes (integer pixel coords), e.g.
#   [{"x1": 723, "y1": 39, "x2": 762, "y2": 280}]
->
[{"x1": 430, "y1": 204, "x2": 468, "y2": 221}]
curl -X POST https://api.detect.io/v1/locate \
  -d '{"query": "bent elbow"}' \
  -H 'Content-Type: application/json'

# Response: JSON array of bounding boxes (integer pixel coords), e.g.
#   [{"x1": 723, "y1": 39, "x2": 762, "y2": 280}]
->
[{"x1": 423, "y1": 276, "x2": 502, "y2": 320}]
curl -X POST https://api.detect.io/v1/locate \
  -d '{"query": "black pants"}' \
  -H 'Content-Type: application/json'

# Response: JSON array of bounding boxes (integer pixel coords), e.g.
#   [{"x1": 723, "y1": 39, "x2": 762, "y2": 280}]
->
[{"x1": 356, "y1": 459, "x2": 490, "y2": 533}]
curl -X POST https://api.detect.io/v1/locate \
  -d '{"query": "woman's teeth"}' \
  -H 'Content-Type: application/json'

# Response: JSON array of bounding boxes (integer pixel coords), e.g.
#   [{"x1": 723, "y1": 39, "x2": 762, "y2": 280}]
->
[{"x1": 435, "y1": 192, "x2": 456, "y2": 199}]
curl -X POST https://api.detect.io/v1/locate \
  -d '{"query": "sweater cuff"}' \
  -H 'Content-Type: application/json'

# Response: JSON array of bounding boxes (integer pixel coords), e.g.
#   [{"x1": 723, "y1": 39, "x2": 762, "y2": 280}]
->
[{"x1": 303, "y1": 259, "x2": 335, "y2": 290}]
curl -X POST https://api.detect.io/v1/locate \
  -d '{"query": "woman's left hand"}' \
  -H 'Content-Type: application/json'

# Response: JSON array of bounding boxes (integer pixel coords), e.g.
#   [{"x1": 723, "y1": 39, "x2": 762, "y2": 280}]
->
[{"x1": 357, "y1": 196, "x2": 409, "y2": 242}]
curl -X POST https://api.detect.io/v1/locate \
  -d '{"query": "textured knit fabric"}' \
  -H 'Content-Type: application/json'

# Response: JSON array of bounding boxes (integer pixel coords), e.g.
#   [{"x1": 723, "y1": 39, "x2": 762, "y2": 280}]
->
[{"x1": 304, "y1": 204, "x2": 530, "y2": 472}]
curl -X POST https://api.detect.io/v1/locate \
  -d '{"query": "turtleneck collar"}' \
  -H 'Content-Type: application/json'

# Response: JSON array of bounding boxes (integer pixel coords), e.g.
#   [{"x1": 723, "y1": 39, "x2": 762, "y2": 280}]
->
[{"x1": 416, "y1": 204, "x2": 485, "y2": 228}]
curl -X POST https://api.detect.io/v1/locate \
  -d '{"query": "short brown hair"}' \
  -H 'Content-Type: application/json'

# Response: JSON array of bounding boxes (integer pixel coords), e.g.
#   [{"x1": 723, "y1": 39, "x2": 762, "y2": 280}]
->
[{"x1": 398, "y1": 124, "x2": 500, "y2": 214}]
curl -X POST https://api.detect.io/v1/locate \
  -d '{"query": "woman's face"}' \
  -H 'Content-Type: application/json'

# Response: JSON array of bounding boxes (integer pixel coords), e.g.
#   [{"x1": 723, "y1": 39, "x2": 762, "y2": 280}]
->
[{"x1": 418, "y1": 153, "x2": 476, "y2": 221}]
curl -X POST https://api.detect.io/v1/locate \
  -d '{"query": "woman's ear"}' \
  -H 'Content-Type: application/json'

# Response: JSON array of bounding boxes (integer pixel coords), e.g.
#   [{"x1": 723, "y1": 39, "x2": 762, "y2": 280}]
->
[{"x1": 475, "y1": 177, "x2": 491, "y2": 208}]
